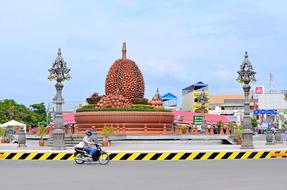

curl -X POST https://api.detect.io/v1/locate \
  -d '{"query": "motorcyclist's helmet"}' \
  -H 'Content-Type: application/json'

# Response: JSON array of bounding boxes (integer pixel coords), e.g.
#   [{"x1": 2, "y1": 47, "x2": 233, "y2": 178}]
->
[{"x1": 86, "y1": 130, "x2": 92, "y2": 136}]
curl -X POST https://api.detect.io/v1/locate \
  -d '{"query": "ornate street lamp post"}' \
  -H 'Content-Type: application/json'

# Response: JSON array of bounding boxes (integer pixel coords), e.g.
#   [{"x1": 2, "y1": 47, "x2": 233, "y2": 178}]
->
[
  {"x1": 198, "y1": 89, "x2": 208, "y2": 133},
  {"x1": 237, "y1": 51, "x2": 256, "y2": 149},
  {"x1": 48, "y1": 48, "x2": 71, "y2": 150}
]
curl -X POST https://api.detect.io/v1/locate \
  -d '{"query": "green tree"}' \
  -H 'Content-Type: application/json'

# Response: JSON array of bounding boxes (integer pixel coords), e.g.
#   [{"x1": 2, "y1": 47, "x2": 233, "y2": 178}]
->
[
  {"x1": 0, "y1": 99, "x2": 30, "y2": 123},
  {"x1": 29, "y1": 103, "x2": 47, "y2": 125},
  {"x1": 0, "y1": 99, "x2": 47, "y2": 127},
  {"x1": 30, "y1": 103, "x2": 46, "y2": 116}
]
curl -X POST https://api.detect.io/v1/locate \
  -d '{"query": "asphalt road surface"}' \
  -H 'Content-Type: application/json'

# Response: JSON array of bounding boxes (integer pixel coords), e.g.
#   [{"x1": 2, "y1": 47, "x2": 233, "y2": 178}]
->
[{"x1": 0, "y1": 159, "x2": 286, "y2": 190}]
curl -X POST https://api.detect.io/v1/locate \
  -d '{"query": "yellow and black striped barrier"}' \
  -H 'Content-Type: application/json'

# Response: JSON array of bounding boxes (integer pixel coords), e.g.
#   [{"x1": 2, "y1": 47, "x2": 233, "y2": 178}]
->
[{"x1": 0, "y1": 150, "x2": 286, "y2": 161}]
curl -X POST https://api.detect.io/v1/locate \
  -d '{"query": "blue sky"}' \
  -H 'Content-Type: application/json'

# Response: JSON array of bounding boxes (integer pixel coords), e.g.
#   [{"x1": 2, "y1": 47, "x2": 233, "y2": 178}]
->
[{"x1": 0, "y1": 0, "x2": 287, "y2": 106}]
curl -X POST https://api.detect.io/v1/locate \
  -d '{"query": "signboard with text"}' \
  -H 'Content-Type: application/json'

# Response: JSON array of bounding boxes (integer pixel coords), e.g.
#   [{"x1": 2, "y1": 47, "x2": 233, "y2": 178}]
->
[
  {"x1": 253, "y1": 109, "x2": 278, "y2": 115},
  {"x1": 193, "y1": 116, "x2": 204, "y2": 125}
]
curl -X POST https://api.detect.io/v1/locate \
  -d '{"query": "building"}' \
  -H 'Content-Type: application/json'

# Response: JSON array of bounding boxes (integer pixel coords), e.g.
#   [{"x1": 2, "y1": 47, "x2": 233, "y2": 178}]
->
[
  {"x1": 257, "y1": 91, "x2": 287, "y2": 110},
  {"x1": 208, "y1": 89, "x2": 287, "y2": 126},
  {"x1": 255, "y1": 90, "x2": 287, "y2": 128},
  {"x1": 161, "y1": 93, "x2": 177, "y2": 108},
  {"x1": 182, "y1": 81, "x2": 209, "y2": 112},
  {"x1": 208, "y1": 94, "x2": 258, "y2": 125}
]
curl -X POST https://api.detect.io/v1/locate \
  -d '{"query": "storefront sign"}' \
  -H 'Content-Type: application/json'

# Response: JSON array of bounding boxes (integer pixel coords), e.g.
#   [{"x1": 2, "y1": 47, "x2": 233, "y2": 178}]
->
[
  {"x1": 254, "y1": 86, "x2": 264, "y2": 94},
  {"x1": 253, "y1": 109, "x2": 278, "y2": 115}
]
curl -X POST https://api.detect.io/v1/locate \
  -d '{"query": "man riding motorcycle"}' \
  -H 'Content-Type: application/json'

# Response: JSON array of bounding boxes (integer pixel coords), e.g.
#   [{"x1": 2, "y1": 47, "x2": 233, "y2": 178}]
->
[{"x1": 83, "y1": 130, "x2": 100, "y2": 161}]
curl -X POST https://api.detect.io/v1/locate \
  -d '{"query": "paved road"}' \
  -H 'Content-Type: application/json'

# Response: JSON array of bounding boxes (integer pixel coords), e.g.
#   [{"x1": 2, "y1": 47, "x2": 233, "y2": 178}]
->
[{"x1": 1, "y1": 160, "x2": 287, "y2": 190}]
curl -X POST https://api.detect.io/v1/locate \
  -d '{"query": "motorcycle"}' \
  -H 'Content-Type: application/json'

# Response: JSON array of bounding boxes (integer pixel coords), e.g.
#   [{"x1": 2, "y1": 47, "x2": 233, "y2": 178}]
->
[{"x1": 74, "y1": 143, "x2": 110, "y2": 165}]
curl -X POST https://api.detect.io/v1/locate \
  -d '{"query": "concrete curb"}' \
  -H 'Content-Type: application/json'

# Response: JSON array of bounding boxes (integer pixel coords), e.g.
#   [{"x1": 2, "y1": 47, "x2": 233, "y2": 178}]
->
[{"x1": 0, "y1": 150, "x2": 287, "y2": 161}]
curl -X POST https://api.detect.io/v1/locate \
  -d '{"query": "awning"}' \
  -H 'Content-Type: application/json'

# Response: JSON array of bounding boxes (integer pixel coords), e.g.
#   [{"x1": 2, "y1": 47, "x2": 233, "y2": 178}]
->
[{"x1": 63, "y1": 113, "x2": 76, "y2": 124}]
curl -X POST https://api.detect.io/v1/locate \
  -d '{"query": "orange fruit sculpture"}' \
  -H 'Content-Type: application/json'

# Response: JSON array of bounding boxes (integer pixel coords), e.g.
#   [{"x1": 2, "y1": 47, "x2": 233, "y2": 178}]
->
[{"x1": 105, "y1": 42, "x2": 145, "y2": 100}]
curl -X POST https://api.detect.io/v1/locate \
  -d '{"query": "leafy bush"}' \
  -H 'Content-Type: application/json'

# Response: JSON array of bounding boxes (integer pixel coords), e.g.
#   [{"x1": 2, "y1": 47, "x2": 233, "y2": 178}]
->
[
  {"x1": 131, "y1": 98, "x2": 148, "y2": 105},
  {"x1": 228, "y1": 122, "x2": 234, "y2": 128},
  {"x1": 102, "y1": 126, "x2": 114, "y2": 137},
  {"x1": 234, "y1": 125, "x2": 243, "y2": 140},
  {"x1": 216, "y1": 120, "x2": 224, "y2": 128},
  {"x1": 76, "y1": 107, "x2": 172, "y2": 112},
  {"x1": 0, "y1": 128, "x2": 6, "y2": 136},
  {"x1": 129, "y1": 104, "x2": 153, "y2": 109},
  {"x1": 81, "y1": 104, "x2": 95, "y2": 109},
  {"x1": 251, "y1": 118, "x2": 258, "y2": 128},
  {"x1": 180, "y1": 124, "x2": 188, "y2": 134},
  {"x1": 37, "y1": 125, "x2": 48, "y2": 139}
]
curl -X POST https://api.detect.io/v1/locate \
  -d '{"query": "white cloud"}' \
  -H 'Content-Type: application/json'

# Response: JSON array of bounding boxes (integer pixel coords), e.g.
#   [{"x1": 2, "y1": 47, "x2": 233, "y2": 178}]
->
[{"x1": 141, "y1": 59, "x2": 192, "y2": 82}]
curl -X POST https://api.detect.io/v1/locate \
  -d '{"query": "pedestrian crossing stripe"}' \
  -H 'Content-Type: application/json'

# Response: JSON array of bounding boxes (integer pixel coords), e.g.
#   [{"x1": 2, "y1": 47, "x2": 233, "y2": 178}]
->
[{"x1": 0, "y1": 150, "x2": 286, "y2": 161}]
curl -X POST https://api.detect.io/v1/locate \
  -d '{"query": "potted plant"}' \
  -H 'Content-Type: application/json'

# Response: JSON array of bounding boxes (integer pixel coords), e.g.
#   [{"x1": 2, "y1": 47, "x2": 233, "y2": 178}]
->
[
  {"x1": 0, "y1": 128, "x2": 6, "y2": 143},
  {"x1": 180, "y1": 124, "x2": 188, "y2": 135},
  {"x1": 101, "y1": 126, "x2": 114, "y2": 147},
  {"x1": 234, "y1": 125, "x2": 243, "y2": 145},
  {"x1": 216, "y1": 120, "x2": 224, "y2": 134},
  {"x1": 228, "y1": 122, "x2": 234, "y2": 134},
  {"x1": 37, "y1": 125, "x2": 47, "y2": 146}
]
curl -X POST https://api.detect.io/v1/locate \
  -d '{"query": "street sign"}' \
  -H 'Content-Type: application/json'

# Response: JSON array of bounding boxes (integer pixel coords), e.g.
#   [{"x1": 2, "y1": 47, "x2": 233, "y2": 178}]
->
[
  {"x1": 193, "y1": 116, "x2": 204, "y2": 125},
  {"x1": 284, "y1": 110, "x2": 287, "y2": 115}
]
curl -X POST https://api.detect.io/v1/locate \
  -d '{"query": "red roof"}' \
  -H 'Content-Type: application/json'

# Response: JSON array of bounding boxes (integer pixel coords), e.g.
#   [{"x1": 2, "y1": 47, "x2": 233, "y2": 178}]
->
[
  {"x1": 63, "y1": 113, "x2": 75, "y2": 124},
  {"x1": 173, "y1": 110, "x2": 229, "y2": 125}
]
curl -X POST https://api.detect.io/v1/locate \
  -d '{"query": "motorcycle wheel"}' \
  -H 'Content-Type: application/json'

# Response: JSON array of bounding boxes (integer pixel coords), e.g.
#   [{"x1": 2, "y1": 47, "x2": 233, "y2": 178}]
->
[
  {"x1": 98, "y1": 152, "x2": 110, "y2": 165},
  {"x1": 74, "y1": 154, "x2": 85, "y2": 164}
]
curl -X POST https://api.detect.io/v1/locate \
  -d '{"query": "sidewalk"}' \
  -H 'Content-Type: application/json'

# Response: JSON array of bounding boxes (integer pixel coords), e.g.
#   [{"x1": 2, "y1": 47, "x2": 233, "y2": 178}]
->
[{"x1": 1, "y1": 140, "x2": 286, "y2": 153}]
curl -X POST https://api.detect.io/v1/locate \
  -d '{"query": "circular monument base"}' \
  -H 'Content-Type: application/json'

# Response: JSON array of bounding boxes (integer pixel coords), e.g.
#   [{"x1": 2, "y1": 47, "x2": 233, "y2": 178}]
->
[{"x1": 74, "y1": 111, "x2": 174, "y2": 135}]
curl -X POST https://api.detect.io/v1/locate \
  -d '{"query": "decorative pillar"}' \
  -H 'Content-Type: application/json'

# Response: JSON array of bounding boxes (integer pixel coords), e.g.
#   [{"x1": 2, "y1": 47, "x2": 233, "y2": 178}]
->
[
  {"x1": 192, "y1": 125, "x2": 196, "y2": 135},
  {"x1": 48, "y1": 48, "x2": 71, "y2": 150},
  {"x1": 74, "y1": 126, "x2": 79, "y2": 136},
  {"x1": 68, "y1": 126, "x2": 73, "y2": 136},
  {"x1": 144, "y1": 124, "x2": 148, "y2": 134},
  {"x1": 123, "y1": 124, "x2": 126, "y2": 135},
  {"x1": 116, "y1": 124, "x2": 120, "y2": 135},
  {"x1": 220, "y1": 127, "x2": 224, "y2": 135},
  {"x1": 210, "y1": 126, "x2": 214, "y2": 135},
  {"x1": 205, "y1": 126, "x2": 209, "y2": 135},
  {"x1": 226, "y1": 127, "x2": 231, "y2": 135},
  {"x1": 28, "y1": 126, "x2": 32, "y2": 135},
  {"x1": 15, "y1": 126, "x2": 20, "y2": 134},
  {"x1": 237, "y1": 51, "x2": 256, "y2": 149},
  {"x1": 163, "y1": 124, "x2": 167, "y2": 135}
]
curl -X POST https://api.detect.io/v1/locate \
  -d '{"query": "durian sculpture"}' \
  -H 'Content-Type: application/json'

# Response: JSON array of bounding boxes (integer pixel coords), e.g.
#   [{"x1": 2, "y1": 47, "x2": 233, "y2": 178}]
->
[{"x1": 105, "y1": 42, "x2": 145, "y2": 100}]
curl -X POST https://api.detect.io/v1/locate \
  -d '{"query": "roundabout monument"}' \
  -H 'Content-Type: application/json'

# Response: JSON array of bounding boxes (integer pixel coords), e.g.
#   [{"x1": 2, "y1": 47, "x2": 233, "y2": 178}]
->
[{"x1": 74, "y1": 43, "x2": 174, "y2": 135}]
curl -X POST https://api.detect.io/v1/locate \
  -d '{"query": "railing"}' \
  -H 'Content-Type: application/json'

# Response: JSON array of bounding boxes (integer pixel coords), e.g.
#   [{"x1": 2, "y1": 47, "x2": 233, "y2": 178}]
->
[{"x1": 42, "y1": 125, "x2": 232, "y2": 136}]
